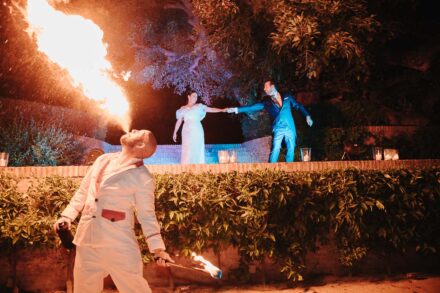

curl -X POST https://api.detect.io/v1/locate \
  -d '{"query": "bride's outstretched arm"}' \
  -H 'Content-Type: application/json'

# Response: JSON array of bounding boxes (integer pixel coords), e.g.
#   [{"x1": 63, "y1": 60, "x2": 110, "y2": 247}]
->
[{"x1": 205, "y1": 106, "x2": 227, "y2": 113}]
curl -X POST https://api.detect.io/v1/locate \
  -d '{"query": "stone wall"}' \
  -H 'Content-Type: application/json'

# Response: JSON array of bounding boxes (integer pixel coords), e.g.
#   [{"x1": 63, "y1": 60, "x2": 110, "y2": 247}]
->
[
  {"x1": 2, "y1": 237, "x2": 439, "y2": 292},
  {"x1": 78, "y1": 125, "x2": 428, "y2": 166},
  {"x1": 86, "y1": 137, "x2": 272, "y2": 165},
  {"x1": 3, "y1": 159, "x2": 439, "y2": 179}
]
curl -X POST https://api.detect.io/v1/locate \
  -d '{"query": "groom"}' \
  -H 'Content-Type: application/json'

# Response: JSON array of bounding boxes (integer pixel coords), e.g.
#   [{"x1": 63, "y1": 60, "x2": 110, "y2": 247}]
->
[{"x1": 227, "y1": 80, "x2": 313, "y2": 162}]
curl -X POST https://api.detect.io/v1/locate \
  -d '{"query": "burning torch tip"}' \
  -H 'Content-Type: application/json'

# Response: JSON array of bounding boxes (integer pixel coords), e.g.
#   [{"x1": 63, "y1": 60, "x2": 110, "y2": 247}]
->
[{"x1": 214, "y1": 270, "x2": 222, "y2": 279}]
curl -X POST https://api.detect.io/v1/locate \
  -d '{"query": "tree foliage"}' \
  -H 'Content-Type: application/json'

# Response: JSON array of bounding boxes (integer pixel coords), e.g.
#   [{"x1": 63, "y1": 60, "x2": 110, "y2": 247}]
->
[
  {"x1": 130, "y1": 0, "x2": 232, "y2": 102},
  {"x1": 130, "y1": 0, "x2": 380, "y2": 102}
]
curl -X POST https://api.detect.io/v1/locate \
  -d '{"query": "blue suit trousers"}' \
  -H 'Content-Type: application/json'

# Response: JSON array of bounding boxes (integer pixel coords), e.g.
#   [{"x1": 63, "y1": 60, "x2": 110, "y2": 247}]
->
[{"x1": 269, "y1": 128, "x2": 296, "y2": 163}]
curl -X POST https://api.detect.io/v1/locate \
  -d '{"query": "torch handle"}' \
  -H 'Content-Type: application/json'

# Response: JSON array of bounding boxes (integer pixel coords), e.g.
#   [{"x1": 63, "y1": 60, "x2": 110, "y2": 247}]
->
[
  {"x1": 153, "y1": 256, "x2": 222, "y2": 279},
  {"x1": 167, "y1": 262, "x2": 206, "y2": 272},
  {"x1": 153, "y1": 257, "x2": 202, "y2": 271}
]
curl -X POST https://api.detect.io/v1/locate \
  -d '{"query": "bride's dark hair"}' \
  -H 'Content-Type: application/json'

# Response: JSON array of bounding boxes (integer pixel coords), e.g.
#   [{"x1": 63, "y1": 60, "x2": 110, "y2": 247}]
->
[{"x1": 186, "y1": 91, "x2": 201, "y2": 104}]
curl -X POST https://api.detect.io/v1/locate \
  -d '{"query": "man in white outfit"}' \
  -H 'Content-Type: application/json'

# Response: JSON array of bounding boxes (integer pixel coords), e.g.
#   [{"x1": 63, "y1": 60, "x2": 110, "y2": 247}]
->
[{"x1": 54, "y1": 129, "x2": 173, "y2": 293}]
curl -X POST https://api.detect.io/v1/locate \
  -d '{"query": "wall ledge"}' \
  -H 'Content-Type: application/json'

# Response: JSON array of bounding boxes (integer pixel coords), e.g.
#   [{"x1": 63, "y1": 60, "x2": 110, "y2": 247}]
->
[{"x1": 1, "y1": 159, "x2": 439, "y2": 178}]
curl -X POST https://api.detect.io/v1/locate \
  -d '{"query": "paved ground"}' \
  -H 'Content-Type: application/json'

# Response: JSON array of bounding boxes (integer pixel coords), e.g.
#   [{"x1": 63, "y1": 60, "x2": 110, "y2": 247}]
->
[{"x1": 99, "y1": 274, "x2": 440, "y2": 293}]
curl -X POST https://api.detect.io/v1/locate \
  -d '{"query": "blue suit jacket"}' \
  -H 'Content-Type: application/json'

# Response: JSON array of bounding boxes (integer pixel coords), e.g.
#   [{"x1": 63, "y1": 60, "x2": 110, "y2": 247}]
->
[{"x1": 237, "y1": 92, "x2": 310, "y2": 135}]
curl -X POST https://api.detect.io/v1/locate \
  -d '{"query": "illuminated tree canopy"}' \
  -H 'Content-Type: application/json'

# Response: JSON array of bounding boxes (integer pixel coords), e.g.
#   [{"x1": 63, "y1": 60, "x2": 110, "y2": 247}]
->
[{"x1": 131, "y1": 0, "x2": 380, "y2": 103}]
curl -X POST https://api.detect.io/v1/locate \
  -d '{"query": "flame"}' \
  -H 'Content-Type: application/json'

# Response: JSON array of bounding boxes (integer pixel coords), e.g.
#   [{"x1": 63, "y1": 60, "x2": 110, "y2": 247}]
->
[
  {"x1": 121, "y1": 71, "x2": 131, "y2": 82},
  {"x1": 24, "y1": 0, "x2": 130, "y2": 132},
  {"x1": 191, "y1": 252, "x2": 222, "y2": 279}
]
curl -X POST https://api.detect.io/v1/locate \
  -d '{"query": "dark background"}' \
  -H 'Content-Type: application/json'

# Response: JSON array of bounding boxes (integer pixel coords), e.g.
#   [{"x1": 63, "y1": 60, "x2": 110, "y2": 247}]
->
[{"x1": 118, "y1": 84, "x2": 242, "y2": 145}]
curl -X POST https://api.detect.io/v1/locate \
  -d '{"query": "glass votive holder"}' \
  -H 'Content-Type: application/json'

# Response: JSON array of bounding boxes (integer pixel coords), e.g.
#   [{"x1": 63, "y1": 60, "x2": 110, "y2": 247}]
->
[
  {"x1": 384, "y1": 148, "x2": 399, "y2": 160},
  {"x1": 229, "y1": 150, "x2": 238, "y2": 163},
  {"x1": 0, "y1": 152, "x2": 9, "y2": 167},
  {"x1": 218, "y1": 150, "x2": 230, "y2": 164},
  {"x1": 372, "y1": 147, "x2": 383, "y2": 160},
  {"x1": 300, "y1": 147, "x2": 312, "y2": 162}
]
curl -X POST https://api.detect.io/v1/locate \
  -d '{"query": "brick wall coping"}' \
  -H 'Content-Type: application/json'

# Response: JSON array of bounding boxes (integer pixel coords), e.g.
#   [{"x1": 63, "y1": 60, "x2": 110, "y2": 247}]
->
[{"x1": 1, "y1": 159, "x2": 439, "y2": 178}]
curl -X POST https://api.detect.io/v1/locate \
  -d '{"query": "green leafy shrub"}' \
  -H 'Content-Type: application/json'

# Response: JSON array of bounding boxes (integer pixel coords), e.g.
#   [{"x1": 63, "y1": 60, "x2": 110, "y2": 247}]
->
[
  {"x1": 27, "y1": 176, "x2": 80, "y2": 249},
  {"x1": 0, "y1": 172, "x2": 28, "y2": 249},
  {"x1": 0, "y1": 171, "x2": 30, "y2": 291},
  {"x1": 1, "y1": 168, "x2": 439, "y2": 284},
  {"x1": 27, "y1": 176, "x2": 80, "y2": 218},
  {"x1": 0, "y1": 116, "x2": 85, "y2": 166},
  {"x1": 0, "y1": 173, "x2": 80, "y2": 291},
  {"x1": 153, "y1": 168, "x2": 440, "y2": 282}
]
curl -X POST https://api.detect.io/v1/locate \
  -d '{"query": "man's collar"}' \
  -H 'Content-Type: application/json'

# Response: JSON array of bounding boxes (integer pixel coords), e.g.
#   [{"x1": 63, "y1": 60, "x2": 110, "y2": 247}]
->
[{"x1": 111, "y1": 152, "x2": 142, "y2": 167}]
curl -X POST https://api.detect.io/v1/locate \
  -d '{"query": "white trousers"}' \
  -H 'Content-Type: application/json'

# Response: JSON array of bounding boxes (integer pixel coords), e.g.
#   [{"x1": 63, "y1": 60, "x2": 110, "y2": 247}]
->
[{"x1": 74, "y1": 245, "x2": 152, "y2": 293}]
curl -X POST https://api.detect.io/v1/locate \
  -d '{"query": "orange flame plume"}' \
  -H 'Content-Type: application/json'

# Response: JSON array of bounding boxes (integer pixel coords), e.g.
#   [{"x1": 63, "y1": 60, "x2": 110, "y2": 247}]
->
[
  {"x1": 24, "y1": 0, "x2": 131, "y2": 132},
  {"x1": 191, "y1": 252, "x2": 222, "y2": 279}
]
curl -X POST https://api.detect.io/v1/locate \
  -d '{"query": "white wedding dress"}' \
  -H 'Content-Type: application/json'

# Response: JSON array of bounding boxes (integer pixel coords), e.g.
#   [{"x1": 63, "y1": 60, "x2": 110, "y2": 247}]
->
[{"x1": 176, "y1": 103, "x2": 207, "y2": 164}]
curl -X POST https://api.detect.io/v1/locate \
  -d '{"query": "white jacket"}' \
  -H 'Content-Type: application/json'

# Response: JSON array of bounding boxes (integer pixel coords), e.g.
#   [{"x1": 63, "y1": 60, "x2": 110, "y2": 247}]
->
[{"x1": 61, "y1": 153, "x2": 166, "y2": 252}]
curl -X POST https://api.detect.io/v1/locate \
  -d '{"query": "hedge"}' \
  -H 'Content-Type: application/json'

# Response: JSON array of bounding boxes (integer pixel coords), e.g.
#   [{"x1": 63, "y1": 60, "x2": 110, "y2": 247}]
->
[{"x1": 1, "y1": 168, "x2": 439, "y2": 283}]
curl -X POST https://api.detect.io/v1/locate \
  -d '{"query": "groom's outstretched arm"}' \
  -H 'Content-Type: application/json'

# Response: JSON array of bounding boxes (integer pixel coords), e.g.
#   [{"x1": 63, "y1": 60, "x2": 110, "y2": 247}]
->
[{"x1": 227, "y1": 102, "x2": 265, "y2": 114}]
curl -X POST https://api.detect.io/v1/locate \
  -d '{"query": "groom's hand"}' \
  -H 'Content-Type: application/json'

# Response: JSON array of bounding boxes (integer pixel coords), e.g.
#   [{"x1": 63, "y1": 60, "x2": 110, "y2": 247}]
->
[{"x1": 226, "y1": 107, "x2": 238, "y2": 114}]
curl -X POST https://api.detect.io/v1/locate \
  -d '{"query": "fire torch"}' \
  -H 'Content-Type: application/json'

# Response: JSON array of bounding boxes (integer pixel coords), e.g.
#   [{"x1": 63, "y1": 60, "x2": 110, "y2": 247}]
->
[{"x1": 155, "y1": 252, "x2": 222, "y2": 279}]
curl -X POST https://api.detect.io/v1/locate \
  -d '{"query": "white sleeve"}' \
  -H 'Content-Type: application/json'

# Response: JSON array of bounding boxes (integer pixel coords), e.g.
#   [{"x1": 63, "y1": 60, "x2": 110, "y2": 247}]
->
[
  {"x1": 61, "y1": 164, "x2": 94, "y2": 220},
  {"x1": 135, "y1": 174, "x2": 166, "y2": 252},
  {"x1": 176, "y1": 108, "x2": 184, "y2": 120}
]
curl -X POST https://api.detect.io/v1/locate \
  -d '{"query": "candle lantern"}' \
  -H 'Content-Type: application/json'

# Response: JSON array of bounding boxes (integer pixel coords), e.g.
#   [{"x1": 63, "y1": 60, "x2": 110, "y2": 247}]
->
[
  {"x1": 218, "y1": 150, "x2": 230, "y2": 164},
  {"x1": 372, "y1": 147, "x2": 383, "y2": 160},
  {"x1": 0, "y1": 152, "x2": 9, "y2": 167},
  {"x1": 229, "y1": 150, "x2": 238, "y2": 163},
  {"x1": 384, "y1": 148, "x2": 399, "y2": 160},
  {"x1": 300, "y1": 148, "x2": 312, "y2": 162}
]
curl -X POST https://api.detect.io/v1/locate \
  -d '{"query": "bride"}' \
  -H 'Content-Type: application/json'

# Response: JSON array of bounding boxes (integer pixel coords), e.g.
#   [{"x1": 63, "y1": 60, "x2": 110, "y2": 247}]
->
[{"x1": 173, "y1": 92, "x2": 225, "y2": 164}]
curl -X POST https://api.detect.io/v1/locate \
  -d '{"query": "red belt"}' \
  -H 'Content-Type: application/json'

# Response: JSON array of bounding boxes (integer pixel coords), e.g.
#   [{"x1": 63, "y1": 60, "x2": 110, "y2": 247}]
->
[{"x1": 101, "y1": 209, "x2": 125, "y2": 222}]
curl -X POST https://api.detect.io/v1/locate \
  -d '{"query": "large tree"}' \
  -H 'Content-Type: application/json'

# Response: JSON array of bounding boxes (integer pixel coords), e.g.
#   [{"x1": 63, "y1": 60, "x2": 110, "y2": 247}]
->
[
  {"x1": 2, "y1": 0, "x2": 437, "y2": 143},
  {"x1": 130, "y1": 0, "x2": 233, "y2": 103},
  {"x1": 131, "y1": 0, "x2": 379, "y2": 103}
]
